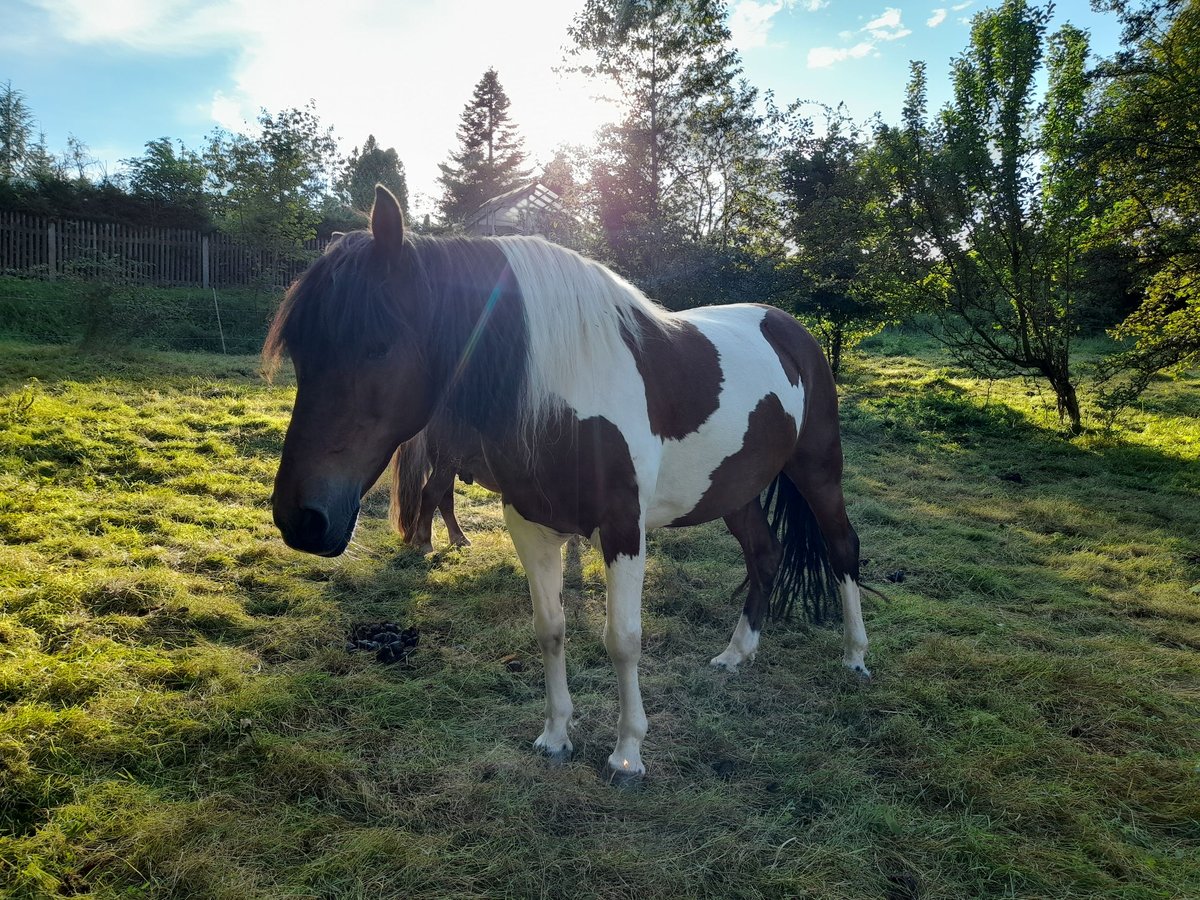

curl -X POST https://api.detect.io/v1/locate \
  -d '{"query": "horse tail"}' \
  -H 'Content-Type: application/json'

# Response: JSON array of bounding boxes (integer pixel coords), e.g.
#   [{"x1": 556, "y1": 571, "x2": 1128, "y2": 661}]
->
[
  {"x1": 764, "y1": 474, "x2": 840, "y2": 624},
  {"x1": 389, "y1": 430, "x2": 432, "y2": 540}
]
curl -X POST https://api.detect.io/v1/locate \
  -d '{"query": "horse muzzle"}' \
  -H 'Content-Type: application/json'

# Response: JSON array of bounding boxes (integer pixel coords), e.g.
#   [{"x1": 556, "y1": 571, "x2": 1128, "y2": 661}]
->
[{"x1": 274, "y1": 497, "x2": 360, "y2": 557}]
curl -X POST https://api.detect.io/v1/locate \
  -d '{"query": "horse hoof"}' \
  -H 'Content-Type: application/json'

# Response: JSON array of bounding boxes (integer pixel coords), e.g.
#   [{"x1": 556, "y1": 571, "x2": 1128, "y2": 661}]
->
[
  {"x1": 539, "y1": 744, "x2": 572, "y2": 767},
  {"x1": 604, "y1": 764, "x2": 645, "y2": 790},
  {"x1": 417, "y1": 542, "x2": 434, "y2": 555},
  {"x1": 450, "y1": 535, "x2": 471, "y2": 547},
  {"x1": 844, "y1": 659, "x2": 872, "y2": 679},
  {"x1": 709, "y1": 656, "x2": 739, "y2": 674}
]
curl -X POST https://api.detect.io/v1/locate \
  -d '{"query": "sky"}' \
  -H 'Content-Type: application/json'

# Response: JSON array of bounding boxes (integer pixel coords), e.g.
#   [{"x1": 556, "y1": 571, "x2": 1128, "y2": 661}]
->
[{"x1": 2, "y1": 0, "x2": 1122, "y2": 220}]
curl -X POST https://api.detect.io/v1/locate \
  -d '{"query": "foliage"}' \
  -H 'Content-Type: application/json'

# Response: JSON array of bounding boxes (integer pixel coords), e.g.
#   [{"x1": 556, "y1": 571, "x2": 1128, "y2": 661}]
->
[
  {"x1": 204, "y1": 103, "x2": 341, "y2": 259},
  {"x1": 0, "y1": 275, "x2": 275, "y2": 354},
  {"x1": 0, "y1": 81, "x2": 35, "y2": 183},
  {"x1": 0, "y1": 337, "x2": 1196, "y2": 897},
  {"x1": 565, "y1": 0, "x2": 774, "y2": 291},
  {"x1": 337, "y1": 135, "x2": 410, "y2": 217},
  {"x1": 437, "y1": 69, "x2": 531, "y2": 226},
  {"x1": 875, "y1": 0, "x2": 1097, "y2": 432},
  {"x1": 1090, "y1": 0, "x2": 1200, "y2": 410},
  {"x1": 122, "y1": 138, "x2": 210, "y2": 224},
  {"x1": 777, "y1": 106, "x2": 893, "y2": 375}
]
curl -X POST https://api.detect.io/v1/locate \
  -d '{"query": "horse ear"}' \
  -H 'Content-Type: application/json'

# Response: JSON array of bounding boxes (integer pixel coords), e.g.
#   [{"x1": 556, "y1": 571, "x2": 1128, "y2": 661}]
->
[{"x1": 370, "y1": 185, "x2": 404, "y2": 254}]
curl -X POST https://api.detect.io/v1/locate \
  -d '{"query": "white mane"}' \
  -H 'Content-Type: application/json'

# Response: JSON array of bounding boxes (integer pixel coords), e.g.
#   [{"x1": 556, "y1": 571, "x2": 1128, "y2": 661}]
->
[{"x1": 493, "y1": 237, "x2": 677, "y2": 428}]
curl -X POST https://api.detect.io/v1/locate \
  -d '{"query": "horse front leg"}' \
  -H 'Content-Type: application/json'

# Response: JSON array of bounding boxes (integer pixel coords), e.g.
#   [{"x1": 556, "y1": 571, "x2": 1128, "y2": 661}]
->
[
  {"x1": 596, "y1": 527, "x2": 649, "y2": 785},
  {"x1": 503, "y1": 505, "x2": 573, "y2": 764}
]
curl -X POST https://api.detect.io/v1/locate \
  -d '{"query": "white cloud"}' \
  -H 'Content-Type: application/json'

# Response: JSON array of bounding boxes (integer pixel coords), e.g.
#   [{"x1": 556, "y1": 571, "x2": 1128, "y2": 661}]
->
[
  {"x1": 952, "y1": 1, "x2": 974, "y2": 9},
  {"x1": 807, "y1": 41, "x2": 874, "y2": 68},
  {"x1": 863, "y1": 7, "x2": 912, "y2": 41},
  {"x1": 730, "y1": 1, "x2": 787, "y2": 50},
  {"x1": 28, "y1": 0, "x2": 617, "y2": 219},
  {"x1": 802, "y1": 0, "x2": 829, "y2": 9},
  {"x1": 927, "y1": 8, "x2": 947, "y2": 27},
  {"x1": 807, "y1": 5, "x2": 912, "y2": 68}
]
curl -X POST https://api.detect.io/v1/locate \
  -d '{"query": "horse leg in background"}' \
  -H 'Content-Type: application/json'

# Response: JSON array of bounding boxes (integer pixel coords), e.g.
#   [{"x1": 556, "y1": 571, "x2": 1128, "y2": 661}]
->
[
  {"x1": 411, "y1": 460, "x2": 457, "y2": 554},
  {"x1": 783, "y1": 459, "x2": 870, "y2": 677},
  {"x1": 503, "y1": 505, "x2": 573, "y2": 764},
  {"x1": 594, "y1": 526, "x2": 649, "y2": 784},
  {"x1": 438, "y1": 484, "x2": 470, "y2": 547},
  {"x1": 711, "y1": 497, "x2": 781, "y2": 673}
]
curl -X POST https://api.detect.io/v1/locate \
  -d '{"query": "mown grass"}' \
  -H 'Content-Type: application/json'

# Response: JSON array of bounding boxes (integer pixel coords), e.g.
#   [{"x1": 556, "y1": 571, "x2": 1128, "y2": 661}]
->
[{"x1": 0, "y1": 334, "x2": 1197, "y2": 899}]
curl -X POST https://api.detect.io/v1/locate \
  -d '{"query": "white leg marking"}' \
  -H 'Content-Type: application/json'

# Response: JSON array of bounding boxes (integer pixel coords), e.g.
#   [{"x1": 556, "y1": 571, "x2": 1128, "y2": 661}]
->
[
  {"x1": 599, "y1": 533, "x2": 649, "y2": 779},
  {"x1": 503, "y1": 505, "x2": 574, "y2": 762},
  {"x1": 840, "y1": 575, "x2": 871, "y2": 677},
  {"x1": 710, "y1": 613, "x2": 760, "y2": 673}
]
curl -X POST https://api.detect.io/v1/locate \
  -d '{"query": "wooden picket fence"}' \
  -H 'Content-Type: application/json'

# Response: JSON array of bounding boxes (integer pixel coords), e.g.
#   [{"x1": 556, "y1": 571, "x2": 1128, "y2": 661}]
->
[{"x1": 0, "y1": 210, "x2": 327, "y2": 288}]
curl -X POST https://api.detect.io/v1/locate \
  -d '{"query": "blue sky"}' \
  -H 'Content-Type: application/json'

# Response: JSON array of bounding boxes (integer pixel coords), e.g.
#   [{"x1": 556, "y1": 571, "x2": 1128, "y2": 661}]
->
[{"x1": 3, "y1": 1, "x2": 1119, "y2": 218}]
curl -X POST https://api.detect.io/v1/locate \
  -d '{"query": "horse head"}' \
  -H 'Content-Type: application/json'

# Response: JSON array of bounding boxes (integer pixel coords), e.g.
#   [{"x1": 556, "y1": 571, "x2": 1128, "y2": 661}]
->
[{"x1": 266, "y1": 186, "x2": 437, "y2": 556}]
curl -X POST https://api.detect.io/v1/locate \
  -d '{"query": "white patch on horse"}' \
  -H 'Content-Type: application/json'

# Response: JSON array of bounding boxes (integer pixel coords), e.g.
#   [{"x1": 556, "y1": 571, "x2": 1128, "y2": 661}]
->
[
  {"x1": 839, "y1": 574, "x2": 870, "y2": 677},
  {"x1": 503, "y1": 505, "x2": 575, "y2": 761},
  {"x1": 710, "y1": 613, "x2": 760, "y2": 672},
  {"x1": 494, "y1": 237, "x2": 675, "y2": 435},
  {"x1": 648, "y1": 305, "x2": 806, "y2": 528}
]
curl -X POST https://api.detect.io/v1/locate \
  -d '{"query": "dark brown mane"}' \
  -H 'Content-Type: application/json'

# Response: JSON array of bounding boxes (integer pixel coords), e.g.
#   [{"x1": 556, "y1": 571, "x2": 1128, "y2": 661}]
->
[
  {"x1": 262, "y1": 230, "x2": 529, "y2": 435},
  {"x1": 262, "y1": 232, "x2": 410, "y2": 378}
]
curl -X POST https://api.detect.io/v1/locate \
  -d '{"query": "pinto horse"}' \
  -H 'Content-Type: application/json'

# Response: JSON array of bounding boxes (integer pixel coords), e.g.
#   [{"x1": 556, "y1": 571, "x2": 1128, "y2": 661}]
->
[{"x1": 266, "y1": 186, "x2": 869, "y2": 783}]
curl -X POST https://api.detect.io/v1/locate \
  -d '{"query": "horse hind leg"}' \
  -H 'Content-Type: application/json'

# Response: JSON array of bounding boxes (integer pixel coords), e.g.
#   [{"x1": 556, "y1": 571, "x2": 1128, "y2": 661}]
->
[
  {"x1": 439, "y1": 483, "x2": 470, "y2": 547},
  {"x1": 782, "y1": 459, "x2": 870, "y2": 677},
  {"x1": 711, "y1": 498, "x2": 780, "y2": 673}
]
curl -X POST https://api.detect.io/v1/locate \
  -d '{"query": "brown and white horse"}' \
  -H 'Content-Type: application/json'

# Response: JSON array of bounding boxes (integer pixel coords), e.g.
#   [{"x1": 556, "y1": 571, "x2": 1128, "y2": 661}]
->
[{"x1": 266, "y1": 186, "x2": 869, "y2": 783}]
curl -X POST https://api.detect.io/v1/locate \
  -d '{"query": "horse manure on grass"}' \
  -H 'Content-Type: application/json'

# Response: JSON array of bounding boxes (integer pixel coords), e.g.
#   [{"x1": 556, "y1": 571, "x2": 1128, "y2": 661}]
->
[{"x1": 345, "y1": 622, "x2": 419, "y2": 665}]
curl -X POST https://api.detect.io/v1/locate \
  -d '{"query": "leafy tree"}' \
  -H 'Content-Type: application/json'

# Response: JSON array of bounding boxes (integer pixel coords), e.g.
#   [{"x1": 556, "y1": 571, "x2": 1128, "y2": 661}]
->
[
  {"x1": 0, "y1": 81, "x2": 34, "y2": 183},
  {"x1": 338, "y1": 134, "x2": 409, "y2": 216},
  {"x1": 204, "y1": 103, "x2": 341, "y2": 256},
  {"x1": 437, "y1": 69, "x2": 531, "y2": 225},
  {"x1": 876, "y1": 0, "x2": 1096, "y2": 432},
  {"x1": 1090, "y1": 0, "x2": 1200, "y2": 410},
  {"x1": 123, "y1": 138, "x2": 209, "y2": 219},
  {"x1": 779, "y1": 107, "x2": 892, "y2": 375},
  {"x1": 566, "y1": 0, "x2": 765, "y2": 285}
]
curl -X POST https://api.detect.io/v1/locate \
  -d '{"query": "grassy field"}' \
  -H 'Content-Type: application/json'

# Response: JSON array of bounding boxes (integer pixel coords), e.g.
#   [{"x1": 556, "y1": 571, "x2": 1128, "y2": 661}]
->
[{"x1": 0, "y1": 334, "x2": 1197, "y2": 899}]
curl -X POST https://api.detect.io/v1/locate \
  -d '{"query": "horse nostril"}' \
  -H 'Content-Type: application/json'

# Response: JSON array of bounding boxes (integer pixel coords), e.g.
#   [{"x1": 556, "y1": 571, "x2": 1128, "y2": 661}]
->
[{"x1": 297, "y1": 506, "x2": 329, "y2": 545}]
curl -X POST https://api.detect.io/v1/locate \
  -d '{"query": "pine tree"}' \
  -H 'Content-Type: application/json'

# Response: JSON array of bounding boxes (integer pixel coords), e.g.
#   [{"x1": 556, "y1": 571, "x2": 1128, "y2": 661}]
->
[
  {"x1": 437, "y1": 68, "x2": 531, "y2": 225},
  {"x1": 0, "y1": 80, "x2": 35, "y2": 183}
]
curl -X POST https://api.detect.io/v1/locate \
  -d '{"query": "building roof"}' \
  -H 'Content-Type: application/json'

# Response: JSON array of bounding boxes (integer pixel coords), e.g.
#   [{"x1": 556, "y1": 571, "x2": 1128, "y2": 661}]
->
[{"x1": 465, "y1": 181, "x2": 561, "y2": 232}]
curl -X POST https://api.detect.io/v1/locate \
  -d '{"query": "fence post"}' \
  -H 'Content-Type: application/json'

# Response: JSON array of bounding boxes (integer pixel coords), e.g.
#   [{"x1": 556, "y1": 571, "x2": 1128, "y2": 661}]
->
[
  {"x1": 201, "y1": 234, "x2": 210, "y2": 289},
  {"x1": 47, "y1": 221, "x2": 57, "y2": 280}
]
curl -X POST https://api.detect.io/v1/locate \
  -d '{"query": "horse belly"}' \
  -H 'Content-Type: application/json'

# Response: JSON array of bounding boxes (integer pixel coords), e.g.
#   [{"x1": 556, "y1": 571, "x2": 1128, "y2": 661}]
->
[{"x1": 645, "y1": 307, "x2": 805, "y2": 528}]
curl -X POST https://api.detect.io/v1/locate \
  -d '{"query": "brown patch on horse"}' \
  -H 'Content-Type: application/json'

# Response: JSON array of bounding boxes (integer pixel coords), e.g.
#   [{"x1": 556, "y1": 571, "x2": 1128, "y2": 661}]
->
[
  {"x1": 759, "y1": 306, "x2": 803, "y2": 388},
  {"x1": 622, "y1": 310, "x2": 723, "y2": 441},
  {"x1": 669, "y1": 393, "x2": 798, "y2": 528},
  {"x1": 485, "y1": 409, "x2": 641, "y2": 565}
]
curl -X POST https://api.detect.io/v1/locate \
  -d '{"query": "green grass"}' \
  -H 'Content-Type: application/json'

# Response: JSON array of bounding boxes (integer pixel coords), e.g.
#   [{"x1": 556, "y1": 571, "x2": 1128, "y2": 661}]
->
[
  {"x1": 0, "y1": 276, "x2": 278, "y2": 354},
  {"x1": 0, "y1": 334, "x2": 1197, "y2": 899}
]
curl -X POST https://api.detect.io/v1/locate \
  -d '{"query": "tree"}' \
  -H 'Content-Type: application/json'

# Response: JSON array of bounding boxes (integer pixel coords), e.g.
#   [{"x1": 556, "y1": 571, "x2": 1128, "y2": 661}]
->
[
  {"x1": 123, "y1": 138, "x2": 209, "y2": 219},
  {"x1": 1090, "y1": 0, "x2": 1200, "y2": 410},
  {"x1": 338, "y1": 134, "x2": 409, "y2": 216},
  {"x1": 779, "y1": 107, "x2": 892, "y2": 375},
  {"x1": 204, "y1": 103, "x2": 341, "y2": 256},
  {"x1": 876, "y1": 0, "x2": 1096, "y2": 432},
  {"x1": 565, "y1": 0, "x2": 763, "y2": 284},
  {"x1": 437, "y1": 69, "x2": 531, "y2": 225},
  {"x1": 0, "y1": 81, "x2": 34, "y2": 183}
]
